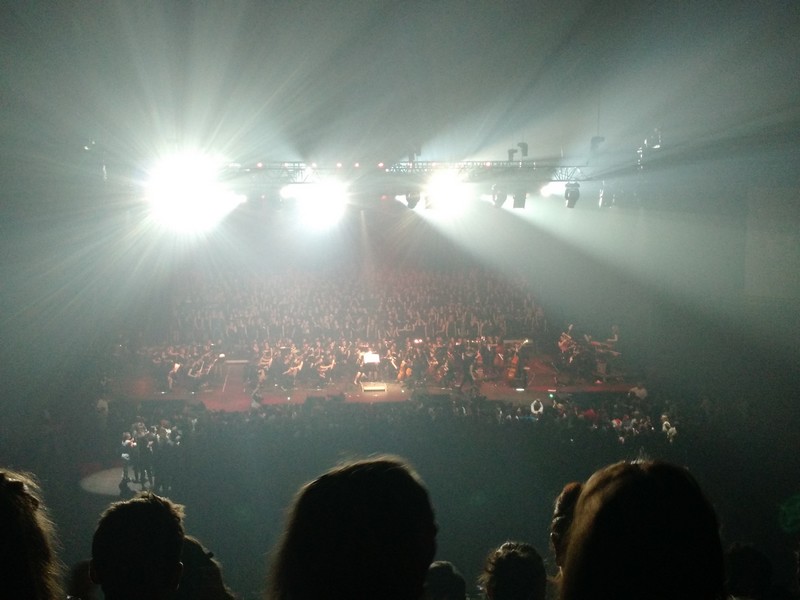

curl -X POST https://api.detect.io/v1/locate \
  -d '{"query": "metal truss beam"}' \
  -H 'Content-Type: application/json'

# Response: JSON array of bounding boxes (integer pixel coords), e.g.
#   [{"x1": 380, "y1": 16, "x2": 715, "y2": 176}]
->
[{"x1": 224, "y1": 160, "x2": 589, "y2": 190}]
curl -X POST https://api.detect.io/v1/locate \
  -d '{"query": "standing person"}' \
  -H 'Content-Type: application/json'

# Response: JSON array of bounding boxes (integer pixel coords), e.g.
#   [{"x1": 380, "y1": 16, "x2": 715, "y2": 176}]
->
[
  {"x1": 138, "y1": 426, "x2": 157, "y2": 489},
  {"x1": 90, "y1": 492, "x2": 185, "y2": 600},
  {"x1": 266, "y1": 456, "x2": 438, "y2": 600},
  {"x1": 459, "y1": 346, "x2": 480, "y2": 395},
  {"x1": 0, "y1": 468, "x2": 65, "y2": 600},
  {"x1": 120, "y1": 432, "x2": 134, "y2": 482}
]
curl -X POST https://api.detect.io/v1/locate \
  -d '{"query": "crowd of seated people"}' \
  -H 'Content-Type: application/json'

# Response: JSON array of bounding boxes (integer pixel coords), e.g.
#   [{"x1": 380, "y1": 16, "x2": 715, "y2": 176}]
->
[
  {"x1": 165, "y1": 268, "x2": 545, "y2": 350},
  {"x1": 108, "y1": 267, "x2": 549, "y2": 395},
  {"x1": 33, "y1": 264, "x2": 787, "y2": 598},
  {"x1": 99, "y1": 265, "x2": 659, "y2": 452}
]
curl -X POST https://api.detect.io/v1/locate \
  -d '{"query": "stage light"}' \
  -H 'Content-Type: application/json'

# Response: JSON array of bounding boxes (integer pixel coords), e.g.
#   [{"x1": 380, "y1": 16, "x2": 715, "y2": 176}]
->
[
  {"x1": 425, "y1": 169, "x2": 467, "y2": 212},
  {"x1": 513, "y1": 190, "x2": 527, "y2": 209},
  {"x1": 406, "y1": 192, "x2": 420, "y2": 209},
  {"x1": 281, "y1": 181, "x2": 348, "y2": 229},
  {"x1": 565, "y1": 181, "x2": 580, "y2": 208},
  {"x1": 144, "y1": 150, "x2": 245, "y2": 233},
  {"x1": 492, "y1": 185, "x2": 507, "y2": 208},
  {"x1": 540, "y1": 181, "x2": 564, "y2": 198}
]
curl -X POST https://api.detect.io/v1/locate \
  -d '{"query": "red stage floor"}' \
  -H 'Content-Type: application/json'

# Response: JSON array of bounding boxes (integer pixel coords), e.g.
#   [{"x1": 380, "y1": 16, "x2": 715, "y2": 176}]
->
[{"x1": 111, "y1": 361, "x2": 632, "y2": 412}]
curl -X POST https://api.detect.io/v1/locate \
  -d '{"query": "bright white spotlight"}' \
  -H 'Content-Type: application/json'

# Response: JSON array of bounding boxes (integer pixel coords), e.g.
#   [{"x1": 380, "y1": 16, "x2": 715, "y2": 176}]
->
[
  {"x1": 540, "y1": 181, "x2": 566, "y2": 198},
  {"x1": 424, "y1": 169, "x2": 469, "y2": 214},
  {"x1": 281, "y1": 181, "x2": 348, "y2": 230},
  {"x1": 145, "y1": 151, "x2": 245, "y2": 233}
]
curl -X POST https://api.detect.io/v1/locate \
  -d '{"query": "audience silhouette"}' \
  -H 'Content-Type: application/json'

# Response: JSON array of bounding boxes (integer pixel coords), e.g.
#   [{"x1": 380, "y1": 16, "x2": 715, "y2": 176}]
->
[
  {"x1": 175, "y1": 535, "x2": 236, "y2": 600},
  {"x1": 3, "y1": 454, "x2": 799, "y2": 600},
  {"x1": 424, "y1": 560, "x2": 467, "y2": 600},
  {"x1": 90, "y1": 491, "x2": 185, "y2": 600},
  {"x1": 479, "y1": 541, "x2": 547, "y2": 600},
  {"x1": 66, "y1": 559, "x2": 102, "y2": 600},
  {"x1": 559, "y1": 460, "x2": 725, "y2": 600},
  {"x1": 0, "y1": 468, "x2": 64, "y2": 600},
  {"x1": 549, "y1": 481, "x2": 582, "y2": 577},
  {"x1": 266, "y1": 455, "x2": 437, "y2": 600},
  {"x1": 725, "y1": 542, "x2": 777, "y2": 600}
]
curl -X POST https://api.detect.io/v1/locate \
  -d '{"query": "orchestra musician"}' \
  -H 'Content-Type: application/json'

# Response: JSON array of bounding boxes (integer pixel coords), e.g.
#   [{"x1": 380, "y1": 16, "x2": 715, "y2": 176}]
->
[
  {"x1": 439, "y1": 349, "x2": 456, "y2": 388},
  {"x1": 558, "y1": 324, "x2": 576, "y2": 354},
  {"x1": 317, "y1": 352, "x2": 335, "y2": 380},
  {"x1": 587, "y1": 325, "x2": 621, "y2": 357},
  {"x1": 458, "y1": 346, "x2": 480, "y2": 394}
]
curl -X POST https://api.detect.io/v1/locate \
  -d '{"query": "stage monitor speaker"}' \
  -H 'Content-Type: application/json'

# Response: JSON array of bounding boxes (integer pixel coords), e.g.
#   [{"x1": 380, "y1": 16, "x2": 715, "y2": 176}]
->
[{"x1": 360, "y1": 382, "x2": 387, "y2": 392}]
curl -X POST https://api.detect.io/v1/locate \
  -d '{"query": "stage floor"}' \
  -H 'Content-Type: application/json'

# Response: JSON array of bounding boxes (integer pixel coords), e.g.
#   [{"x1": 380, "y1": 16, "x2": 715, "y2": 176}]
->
[{"x1": 109, "y1": 360, "x2": 632, "y2": 413}]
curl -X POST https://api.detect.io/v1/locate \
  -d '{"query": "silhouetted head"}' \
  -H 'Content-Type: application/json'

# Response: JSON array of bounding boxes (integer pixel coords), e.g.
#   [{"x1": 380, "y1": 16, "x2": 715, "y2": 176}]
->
[
  {"x1": 176, "y1": 535, "x2": 236, "y2": 600},
  {"x1": 425, "y1": 560, "x2": 466, "y2": 600},
  {"x1": 550, "y1": 482, "x2": 583, "y2": 571},
  {"x1": 560, "y1": 460, "x2": 724, "y2": 600},
  {"x1": 267, "y1": 456, "x2": 437, "y2": 600},
  {"x1": 479, "y1": 541, "x2": 546, "y2": 600},
  {"x1": 91, "y1": 492, "x2": 185, "y2": 600},
  {"x1": 725, "y1": 542, "x2": 772, "y2": 600},
  {"x1": 66, "y1": 560, "x2": 101, "y2": 600},
  {"x1": 0, "y1": 469, "x2": 64, "y2": 600}
]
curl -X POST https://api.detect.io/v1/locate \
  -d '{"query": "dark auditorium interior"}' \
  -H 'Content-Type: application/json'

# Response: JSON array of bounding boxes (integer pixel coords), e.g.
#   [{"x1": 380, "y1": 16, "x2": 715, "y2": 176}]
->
[{"x1": 1, "y1": 2, "x2": 799, "y2": 599}]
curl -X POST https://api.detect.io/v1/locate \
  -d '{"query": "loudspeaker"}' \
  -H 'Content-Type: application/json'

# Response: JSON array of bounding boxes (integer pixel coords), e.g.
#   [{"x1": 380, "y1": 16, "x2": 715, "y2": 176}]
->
[{"x1": 360, "y1": 382, "x2": 387, "y2": 392}]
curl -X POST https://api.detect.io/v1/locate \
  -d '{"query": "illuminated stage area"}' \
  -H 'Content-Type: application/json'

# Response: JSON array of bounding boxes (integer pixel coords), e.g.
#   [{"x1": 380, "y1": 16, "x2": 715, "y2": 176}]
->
[
  {"x1": 3, "y1": 3, "x2": 800, "y2": 599},
  {"x1": 110, "y1": 353, "x2": 632, "y2": 413}
]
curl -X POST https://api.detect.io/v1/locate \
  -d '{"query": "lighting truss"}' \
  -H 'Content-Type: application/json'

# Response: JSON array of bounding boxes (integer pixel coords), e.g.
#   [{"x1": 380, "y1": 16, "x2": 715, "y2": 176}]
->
[{"x1": 225, "y1": 160, "x2": 588, "y2": 188}]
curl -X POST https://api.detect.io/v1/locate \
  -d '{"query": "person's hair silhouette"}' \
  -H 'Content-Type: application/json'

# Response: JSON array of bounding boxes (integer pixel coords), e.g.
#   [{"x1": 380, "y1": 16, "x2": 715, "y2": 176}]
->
[{"x1": 267, "y1": 455, "x2": 437, "y2": 600}]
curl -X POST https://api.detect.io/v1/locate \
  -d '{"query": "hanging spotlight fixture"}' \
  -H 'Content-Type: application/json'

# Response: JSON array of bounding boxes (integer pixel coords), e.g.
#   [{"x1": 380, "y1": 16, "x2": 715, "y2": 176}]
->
[
  {"x1": 565, "y1": 182, "x2": 580, "y2": 208},
  {"x1": 492, "y1": 184, "x2": 507, "y2": 208}
]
